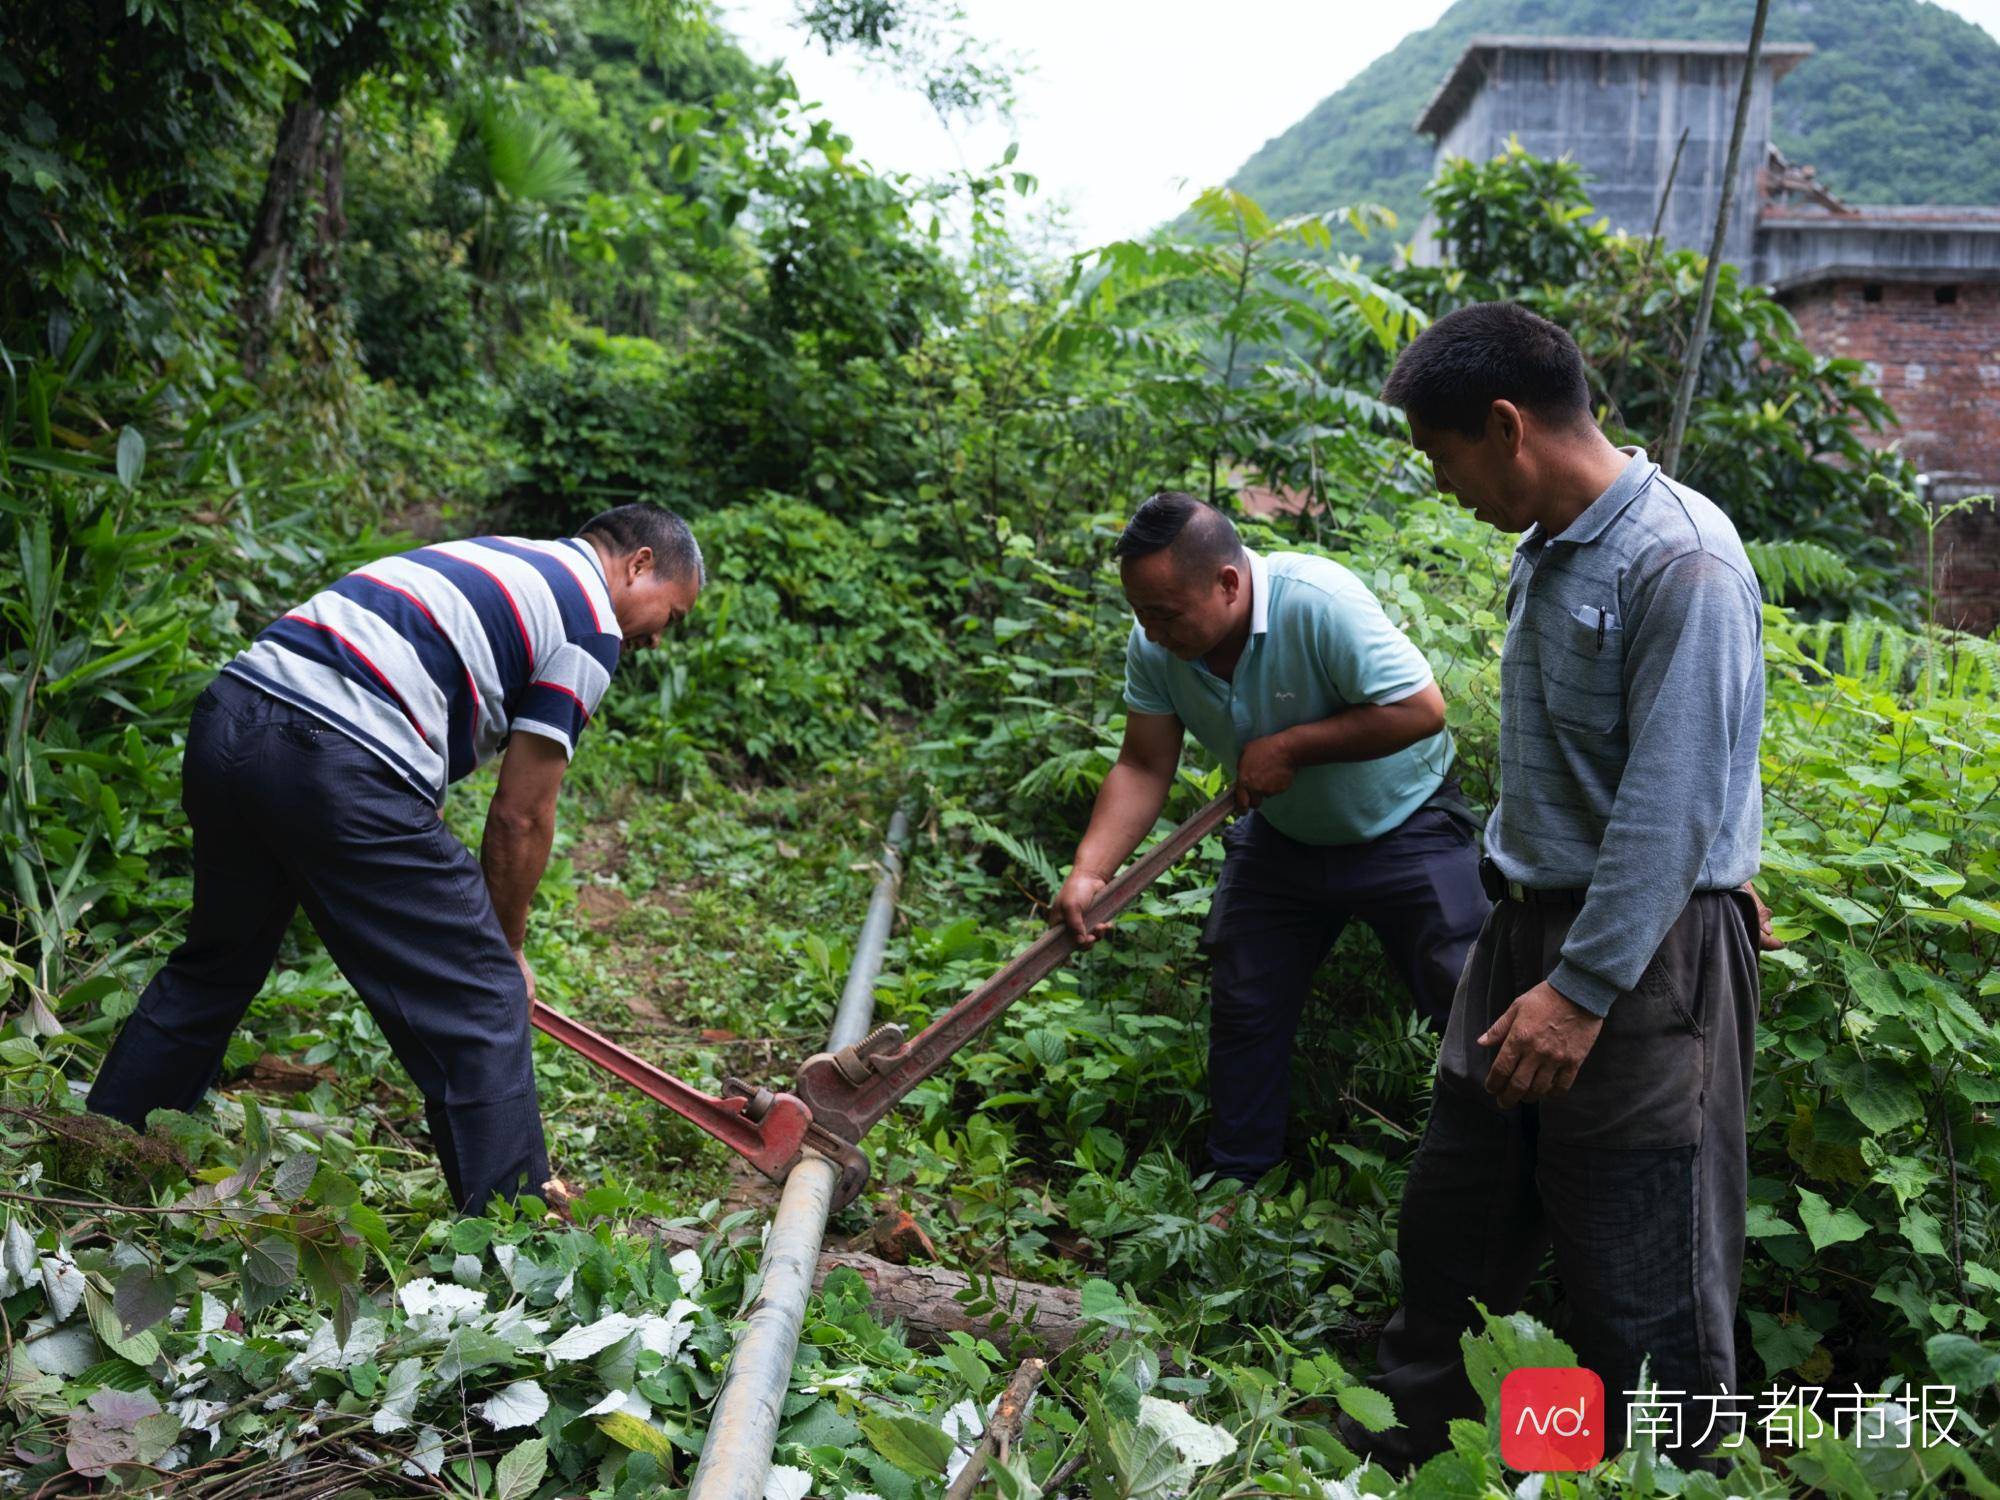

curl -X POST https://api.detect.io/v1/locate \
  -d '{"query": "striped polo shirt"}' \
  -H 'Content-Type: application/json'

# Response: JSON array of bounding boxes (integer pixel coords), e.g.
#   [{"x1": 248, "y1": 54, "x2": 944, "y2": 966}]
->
[{"x1": 223, "y1": 536, "x2": 622, "y2": 803}]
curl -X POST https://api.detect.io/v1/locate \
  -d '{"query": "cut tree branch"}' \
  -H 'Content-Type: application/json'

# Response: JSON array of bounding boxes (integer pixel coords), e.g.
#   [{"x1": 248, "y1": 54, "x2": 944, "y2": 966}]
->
[{"x1": 945, "y1": 1356, "x2": 1045, "y2": 1500}]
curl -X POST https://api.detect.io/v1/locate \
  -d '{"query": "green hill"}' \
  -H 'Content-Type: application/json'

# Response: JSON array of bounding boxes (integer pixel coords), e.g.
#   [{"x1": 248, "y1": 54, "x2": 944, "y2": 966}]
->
[{"x1": 1227, "y1": 0, "x2": 2000, "y2": 245}]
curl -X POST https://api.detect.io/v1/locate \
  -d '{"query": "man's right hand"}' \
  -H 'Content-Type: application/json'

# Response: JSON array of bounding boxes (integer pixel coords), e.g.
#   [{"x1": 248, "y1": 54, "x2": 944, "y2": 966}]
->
[{"x1": 1055, "y1": 871, "x2": 1112, "y2": 946}]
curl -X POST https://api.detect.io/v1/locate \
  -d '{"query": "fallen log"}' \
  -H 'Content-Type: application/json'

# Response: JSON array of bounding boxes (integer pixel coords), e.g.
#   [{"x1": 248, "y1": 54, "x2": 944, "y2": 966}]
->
[{"x1": 646, "y1": 1223, "x2": 1087, "y2": 1357}]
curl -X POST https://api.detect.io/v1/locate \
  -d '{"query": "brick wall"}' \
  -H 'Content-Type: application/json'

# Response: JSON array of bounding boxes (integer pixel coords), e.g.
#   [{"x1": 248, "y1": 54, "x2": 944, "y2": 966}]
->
[{"x1": 1782, "y1": 278, "x2": 2000, "y2": 634}]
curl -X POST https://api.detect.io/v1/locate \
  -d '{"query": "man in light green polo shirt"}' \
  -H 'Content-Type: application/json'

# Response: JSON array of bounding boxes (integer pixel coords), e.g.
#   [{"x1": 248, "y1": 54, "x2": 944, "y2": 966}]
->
[{"x1": 1055, "y1": 491, "x2": 1488, "y2": 1185}]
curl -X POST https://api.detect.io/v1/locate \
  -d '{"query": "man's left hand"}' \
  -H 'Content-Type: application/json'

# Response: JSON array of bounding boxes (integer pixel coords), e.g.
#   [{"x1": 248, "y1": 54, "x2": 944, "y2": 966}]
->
[
  {"x1": 1234, "y1": 732, "x2": 1297, "y2": 810},
  {"x1": 1479, "y1": 980, "x2": 1604, "y2": 1107},
  {"x1": 514, "y1": 948, "x2": 537, "y2": 1006}
]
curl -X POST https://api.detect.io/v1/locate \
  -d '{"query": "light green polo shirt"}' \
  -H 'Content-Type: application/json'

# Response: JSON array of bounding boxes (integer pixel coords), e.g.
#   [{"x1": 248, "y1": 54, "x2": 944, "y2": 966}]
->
[{"x1": 1124, "y1": 549, "x2": 1453, "y2": 846}]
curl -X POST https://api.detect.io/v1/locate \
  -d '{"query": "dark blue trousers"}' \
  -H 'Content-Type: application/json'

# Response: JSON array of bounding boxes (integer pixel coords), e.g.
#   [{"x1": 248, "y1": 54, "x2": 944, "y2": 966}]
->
[
  {"x1": 88, "y1": 674, "x2": 548, "y2": 1212},
  {"x1": 1198, "y1": 798, "x2": 1488, "y2": 1183}
]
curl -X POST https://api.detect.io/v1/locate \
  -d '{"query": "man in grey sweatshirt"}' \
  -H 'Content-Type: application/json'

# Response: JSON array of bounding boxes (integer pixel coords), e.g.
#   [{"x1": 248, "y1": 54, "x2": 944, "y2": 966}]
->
[{"x1": 1353, "y1": 303, "x2": 1775, "y2": 1472}]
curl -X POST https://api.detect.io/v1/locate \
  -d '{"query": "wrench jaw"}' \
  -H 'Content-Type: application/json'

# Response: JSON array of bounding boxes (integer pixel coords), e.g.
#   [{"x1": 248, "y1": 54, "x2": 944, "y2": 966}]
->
[
  {"x1": 719, "y1": 1080, "x2": 813, "y2": 1185},
  {"x1": 723, "y1": 1075, "x2": 872, "y2": 1208},
  {"x1": 793, "y1": 1023, "x2": 907, "y2": 1142},
  {"x1": 810, "y1": 1128, "x2": 873, "y2": 1212}
]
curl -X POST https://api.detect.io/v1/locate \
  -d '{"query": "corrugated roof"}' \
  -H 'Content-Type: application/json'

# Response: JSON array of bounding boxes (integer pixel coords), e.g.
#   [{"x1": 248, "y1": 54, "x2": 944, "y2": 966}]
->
[{"x1": 1416, "y1": 35, "x2": 1816, "y2": 138}]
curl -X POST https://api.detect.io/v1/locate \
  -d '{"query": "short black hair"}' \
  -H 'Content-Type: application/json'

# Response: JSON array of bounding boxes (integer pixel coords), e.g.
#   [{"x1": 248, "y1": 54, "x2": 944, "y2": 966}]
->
[
  {"x1": 1112, "y1": 491, "x2": 1244, "y2": 575},
  {"x1": 578, "y1": 502, "x2": 704, "y2": 585},
  {"x1": 1380, "y1": 302, "x2": 1593, "y2": 439}
]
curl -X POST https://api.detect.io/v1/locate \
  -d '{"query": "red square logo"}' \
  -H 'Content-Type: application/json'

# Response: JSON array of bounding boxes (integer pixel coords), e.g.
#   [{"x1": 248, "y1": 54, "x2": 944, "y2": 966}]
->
[{"x1": 1501, "y1": 1367, "x2": 1605, "y2": 1471}]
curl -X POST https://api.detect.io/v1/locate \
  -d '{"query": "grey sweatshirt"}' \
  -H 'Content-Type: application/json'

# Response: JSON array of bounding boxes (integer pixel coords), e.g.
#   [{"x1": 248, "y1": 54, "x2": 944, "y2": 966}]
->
[{"x1": 1485, "y1": 448, "x2": 1765, "y2": 1015}]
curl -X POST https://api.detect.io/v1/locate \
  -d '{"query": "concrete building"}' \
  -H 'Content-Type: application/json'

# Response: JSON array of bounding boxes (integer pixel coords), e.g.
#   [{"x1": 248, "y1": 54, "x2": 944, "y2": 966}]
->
[
  {"x1": 1414, "y1": 37, "x2": 1813, "y2": 271},
  {"x1": 1414, "y1": 35, "x2": 2000, "y2": 632}
]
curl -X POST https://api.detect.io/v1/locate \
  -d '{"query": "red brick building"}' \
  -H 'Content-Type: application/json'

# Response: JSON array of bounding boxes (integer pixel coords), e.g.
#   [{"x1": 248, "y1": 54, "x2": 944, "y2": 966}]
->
[{"x1": 1766, "y1": 212, "x2": 2000, "y2": 633}]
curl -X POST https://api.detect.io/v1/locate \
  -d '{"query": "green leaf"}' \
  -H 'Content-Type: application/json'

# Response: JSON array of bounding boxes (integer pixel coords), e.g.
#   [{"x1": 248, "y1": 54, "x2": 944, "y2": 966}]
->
[
  {"x1": 475, "y1": 101, "x2": 589, "y2": 204},
  {"x1": 1744, "y1": 1202, "x2": 1801, "y2": 1238},
  {"x1": 111, "y1": 1264, "x2": 176, "y2": 1340},
  {"x1": 85, "y1": 1283, "x2": 159, "y2": 1366},
  {"x1": 1900, "y1": 1208, "x2": 1948, "y2": 1258},
  {"x1": 1796, "y1": 1188, "x2": 1869, "y2": 1252},
  {"x1": 372, "y1": 1357, "x2": 424, "y2": 1433},
  {"x1": 346, "y1": 1203, "x2": 391, "y2": 1256},
  {"x1": 1838, "y1": 947, "x2": 1903, "y2": 1016},
  {"x1": 1801, "y1": 889, "x2": 1882, "y2": 928},
  {"x1": 476, "y1": 1379, "x2": 548, "y2": 1430},
  {"x1": 115, "y1": 427, "x2": 144, "y2": 489},
  {"x1": 1079, "y1": 1278, "x2": 1142, "y2": 1329},
  {"x1": 134, "y1": 1411, "x2": 179, "y2": 1465},
  {"x1": 309, "y1": 1166, "x2": 360, "y2": 1208},
  {"x1": 494, "y1": 1437, "x2": 548, "y2": 1500},
  {"x1": 1874, "y1": 1278, "x2": 1933, "y2": 1334},
  {"x1": 941, "y1": 1340, "x2": 990, "y2": 1393},
  {"x1": 73, "y1": 1358, "x2": 154, "y2": 1392},
  {"x1": 273, "y1": 1151, "x2": 319, "y2": 1201},
  {"x1": 436, "y1": 1326, "x2": 518, "y2": 1382},
  {"x1": 860, "y1": 1413, "x2": 956, "y2": 1477},
  {"x1": 1823, "y1": 1050, "x2": 1924, "y2": 1134},
  {"x1": 1747, "y1": 1309, "x2": 1820, "y2": 1378},
  {"x1": 243, "y1": 1235, "x2": 298, "y2": 1286},
  {"x1": 1926, "y1": 1334, "x2": 2000, "y2": 1393},
  {"x1": 1086, "y1": 1403, "x2": 1191, "y2": 1500},
  {"x1": 778, "y1": 1398, "x2": 861, "y2": 1449},
  {"x1": 1335, "y1": 1384, "x2": 1397, "y2": 1434},
  {"x1": 1948, "y1": 896, "x2": 2000, "y2": 934},
  {"x1": 1461, "y1": 1306, "x2": 1575, "y2": 1411}
]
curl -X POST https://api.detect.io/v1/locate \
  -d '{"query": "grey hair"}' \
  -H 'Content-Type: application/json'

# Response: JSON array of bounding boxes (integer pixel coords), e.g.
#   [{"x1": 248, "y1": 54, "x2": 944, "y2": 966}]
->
[{"x1": 577, "y1": 502, "x2": 704, "y2": 585}]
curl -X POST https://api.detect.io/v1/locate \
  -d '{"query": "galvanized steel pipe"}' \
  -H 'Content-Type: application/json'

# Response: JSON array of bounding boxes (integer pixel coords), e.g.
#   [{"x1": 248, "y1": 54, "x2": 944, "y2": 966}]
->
[{"x1": 687, "y1": 808, "x2": 909, "y2": 1500}]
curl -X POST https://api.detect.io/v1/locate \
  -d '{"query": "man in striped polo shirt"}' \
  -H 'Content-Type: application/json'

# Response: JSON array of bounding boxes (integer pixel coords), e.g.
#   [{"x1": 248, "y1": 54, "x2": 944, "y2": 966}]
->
[
  {"x1": 88, "y1": 503, "x2": 702, "y2": 1212},
  {"x1": 1351, "y1": 304, "x2": 1777, "y2": 1471}
]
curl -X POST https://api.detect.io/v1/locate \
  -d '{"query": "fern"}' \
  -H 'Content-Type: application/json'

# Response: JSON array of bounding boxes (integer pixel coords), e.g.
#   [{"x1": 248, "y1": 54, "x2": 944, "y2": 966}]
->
[
  {"x1": 941, "y1": 809, "x2": 1067, "y2": 902},
  {"x1": 1745, "y1": 539, "x2": 1860, "y2": 605},
  {"x1": 1013, "y1": 742, "x2": 1116, "y2": 802},
  {"x1": 1785, "y1": 614, "x2": 1999, "y2": 697}
]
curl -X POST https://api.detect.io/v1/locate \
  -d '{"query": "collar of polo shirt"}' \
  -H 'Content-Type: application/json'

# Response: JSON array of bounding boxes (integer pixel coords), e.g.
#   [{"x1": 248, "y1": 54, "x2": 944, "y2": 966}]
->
[
  {"x1": 567, "y1": 535, "x2": 611, "y2": 583},
  {"x1": 1245, "y1": 546, "x2": 1272, "y2": 638},
  {"x1": 1521, "y1": 446, "x2": 1659, "y2": 553}
]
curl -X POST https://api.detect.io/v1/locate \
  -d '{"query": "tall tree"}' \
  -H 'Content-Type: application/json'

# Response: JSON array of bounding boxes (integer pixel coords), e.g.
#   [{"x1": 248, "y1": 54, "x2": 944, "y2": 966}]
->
[{"x1": 236, "y1": 3, "x2": 466, "y2": 371}]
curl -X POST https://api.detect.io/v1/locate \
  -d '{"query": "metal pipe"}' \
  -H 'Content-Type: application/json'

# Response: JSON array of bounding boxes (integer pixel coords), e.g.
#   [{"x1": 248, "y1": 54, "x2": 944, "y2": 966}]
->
[
  {"x1": 687, "y1": 808, "x2": 910, "y2": 1500},
  {"x1": 829, "y1": 811, "x2": 906, "y2": 1051}
]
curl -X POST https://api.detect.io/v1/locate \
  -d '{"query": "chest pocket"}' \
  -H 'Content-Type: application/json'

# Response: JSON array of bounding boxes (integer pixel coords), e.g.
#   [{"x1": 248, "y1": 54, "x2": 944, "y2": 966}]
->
[{"x1": 1542, "y1": 603, "x2": 1626, "y2": 734}]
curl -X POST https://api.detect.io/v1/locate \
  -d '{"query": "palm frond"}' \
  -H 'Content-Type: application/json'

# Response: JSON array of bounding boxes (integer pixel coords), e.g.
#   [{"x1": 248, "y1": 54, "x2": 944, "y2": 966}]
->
[{"x1": 473, "y1": 100, "x2": 589, "y2": 205}]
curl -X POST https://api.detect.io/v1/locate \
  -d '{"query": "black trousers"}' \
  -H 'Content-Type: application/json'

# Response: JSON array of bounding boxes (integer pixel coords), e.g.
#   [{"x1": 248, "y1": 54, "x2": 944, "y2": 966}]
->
[
  {"x1": 1366, "y1": 888, "x2": 1760, "y2": 1470},
  {"x1": 87, "y1": 674, "x2": 549, "y2": 1212},
  {"x1": 1198, "y1": 800, "x2": 1489, "y2": 1183}
]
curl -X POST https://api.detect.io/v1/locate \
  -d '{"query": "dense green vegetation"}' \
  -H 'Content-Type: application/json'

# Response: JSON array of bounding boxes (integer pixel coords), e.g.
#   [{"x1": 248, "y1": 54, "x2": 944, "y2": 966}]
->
[
  {"x1": 1226, "y1": 0, "x2": 2000, "y2": 253},
  {"x1": 2, "y1": 2, "x2": 1998, "y2": 1496}
]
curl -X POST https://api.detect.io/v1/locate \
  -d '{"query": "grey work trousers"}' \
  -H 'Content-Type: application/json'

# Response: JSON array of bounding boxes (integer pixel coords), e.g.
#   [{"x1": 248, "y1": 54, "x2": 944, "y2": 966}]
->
[{"x1": 1365, "y1": 886, "x2": 1760, "y2": 1470}]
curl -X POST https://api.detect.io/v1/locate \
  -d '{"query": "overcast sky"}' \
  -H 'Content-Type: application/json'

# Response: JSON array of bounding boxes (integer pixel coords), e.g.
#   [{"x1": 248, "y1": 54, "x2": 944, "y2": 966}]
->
[{"x1": 716, "y1": 0, "x2": 2000, "y2": 249}]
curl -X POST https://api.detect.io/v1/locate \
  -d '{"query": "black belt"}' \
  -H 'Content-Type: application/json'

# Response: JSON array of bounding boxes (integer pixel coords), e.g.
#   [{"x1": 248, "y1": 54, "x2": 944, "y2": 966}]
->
[{"x1": 1479, "y1": 855, "x2": 1587, "y2": 910}]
